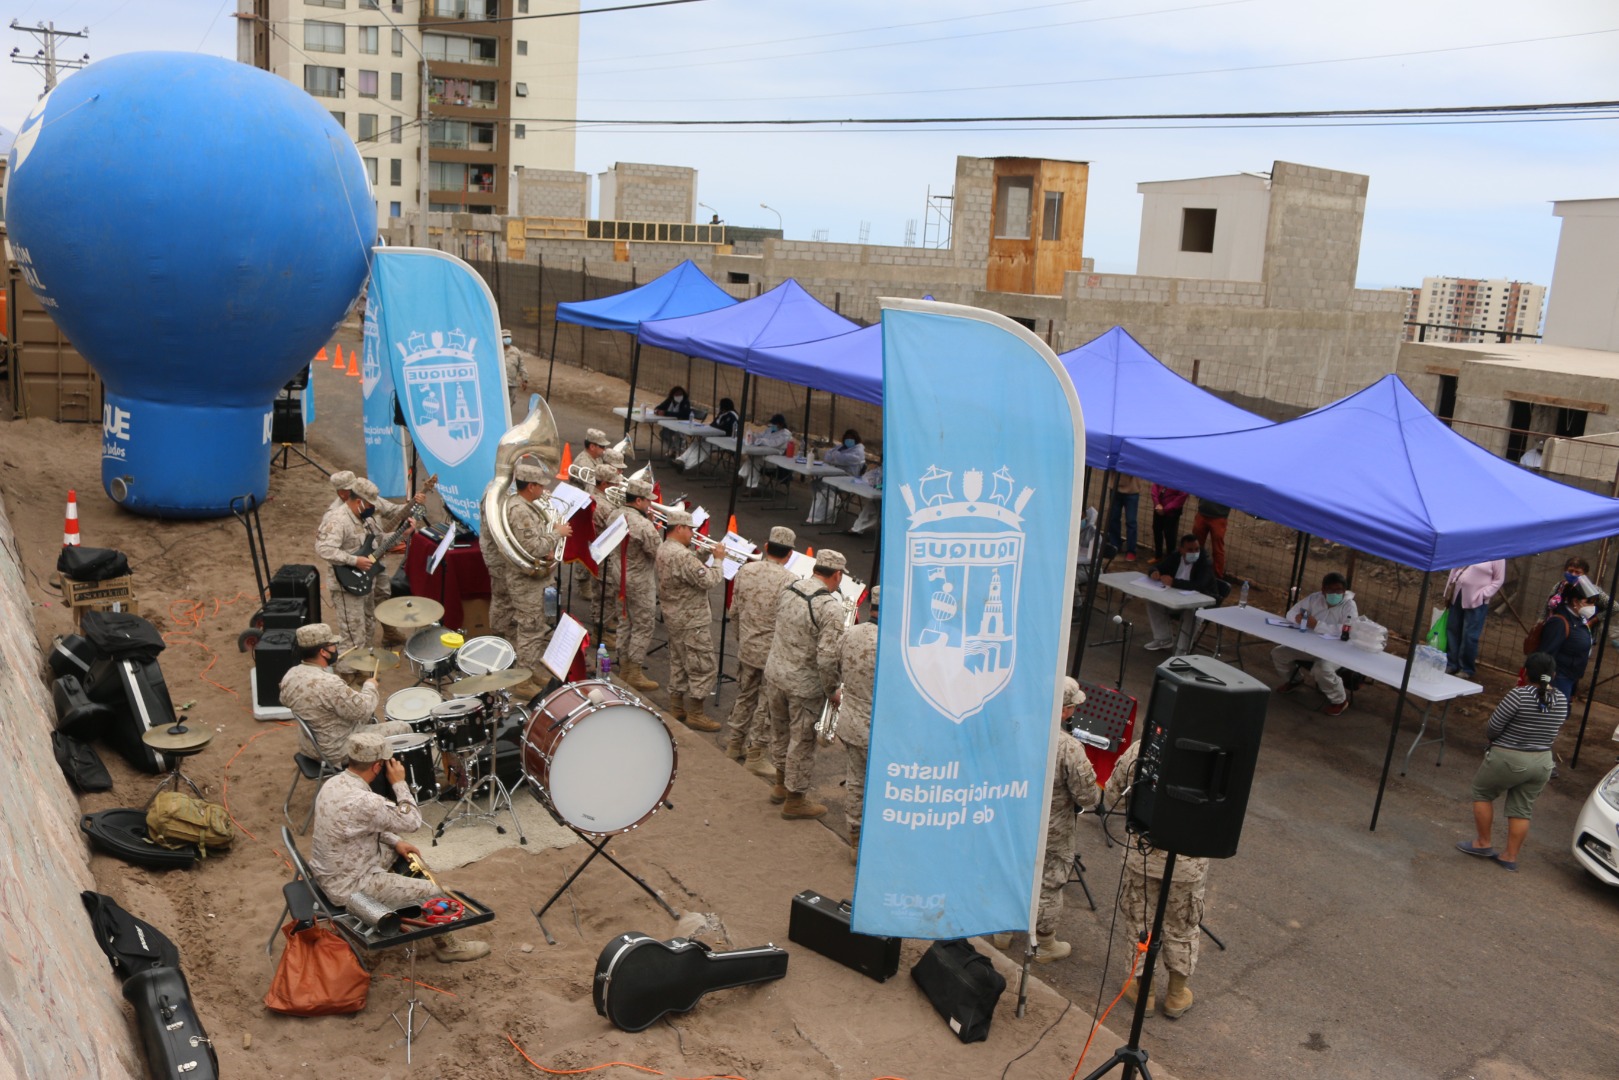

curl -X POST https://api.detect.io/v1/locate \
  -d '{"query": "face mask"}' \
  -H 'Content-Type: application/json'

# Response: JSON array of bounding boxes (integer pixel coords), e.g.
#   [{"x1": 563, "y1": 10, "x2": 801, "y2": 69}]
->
[
  {"x1": 767, "y1": 424, "x2": 779, "y2": 433},
  {"x1": 1578, "y1": 605, "x2": 1597, "y2": 620},
  {"x1": 359, "y1": 506, "x2": 375, "y2": 521},
  {"x1": 672, "y1": 395, "x2": 684, "y2": 403},
  {"x1": 1325, "y1": 592, "x2": 1344, "y2": 607},
  {"x1": 1566, "y1": 571, "x2": 1580, "y2": 583},
  {"x1": 1181, "y1": 552, "x2": 1199, "y2": 565},
  {"x1": 843, "y1": 439, "x2": 856, "y2": 449},
  {"x1": 502, "y1": 337, "x2": 512, "y2": 346}
]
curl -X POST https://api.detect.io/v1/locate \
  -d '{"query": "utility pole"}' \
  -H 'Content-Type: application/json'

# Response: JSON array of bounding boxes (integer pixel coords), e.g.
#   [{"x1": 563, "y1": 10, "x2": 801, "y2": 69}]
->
[{"x1": 9, "y1": 21, "x2": 89, "y2": 92}]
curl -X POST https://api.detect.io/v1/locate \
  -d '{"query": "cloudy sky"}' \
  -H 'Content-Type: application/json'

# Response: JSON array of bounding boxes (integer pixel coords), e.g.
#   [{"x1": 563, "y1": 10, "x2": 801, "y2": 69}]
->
[{"x1": 3, "y1": 0, "x2": 1613, "y2": 289}]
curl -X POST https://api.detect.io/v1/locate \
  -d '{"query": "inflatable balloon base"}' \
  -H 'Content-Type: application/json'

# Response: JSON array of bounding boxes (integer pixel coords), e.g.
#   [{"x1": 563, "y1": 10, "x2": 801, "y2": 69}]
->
[{"x1": 101, "y1": 394, "x2": 272, "y2": 519}]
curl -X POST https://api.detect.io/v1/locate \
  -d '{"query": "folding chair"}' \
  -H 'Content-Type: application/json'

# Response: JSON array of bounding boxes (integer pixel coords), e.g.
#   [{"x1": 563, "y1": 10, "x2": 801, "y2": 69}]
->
[
  {"x1": 283, "y1": 714, "x2": 342, "y2": 835},
  {"x1": 1072, "y1": 679, "x2": 1138, "y2": 849},
  {"x1": 264, "y1": 825, "x2": 349, "y2": 955}
]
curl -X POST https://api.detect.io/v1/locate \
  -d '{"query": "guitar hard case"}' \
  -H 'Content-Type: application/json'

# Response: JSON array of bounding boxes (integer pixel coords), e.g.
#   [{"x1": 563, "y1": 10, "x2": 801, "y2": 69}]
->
[
  {"x1": 53, "y1": 673, "x2": 114, "y2": 737},
  {"x1": 910, "y1": 939, "x2": 1007, "y2": 1043},
  {"x1": 84, "y1": 656, "x2": 174, "y2": 773},
  {"x1": 81, "y1": 808, "x2": 200, "y2": 870},
  {"x1": 593, "y1": 932, "x2": 789, "y2": 1032},
  {"x1": 788, "y1": 889, "x2": 901, "y2": 982},
  {"x1": 49, "y1": 632, "x2": 99, "y2": 680},
  {"x1": 270, "y1": 563, "x2": 322, "y2": 625},
  {"x1": 123, "y1": 966, "x2": 220, "y2": 1080}
]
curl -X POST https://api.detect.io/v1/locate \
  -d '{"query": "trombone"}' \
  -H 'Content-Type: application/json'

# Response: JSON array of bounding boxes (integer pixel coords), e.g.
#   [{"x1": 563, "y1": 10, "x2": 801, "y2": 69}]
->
[{"x1": 692, "y1": 531, "x2": 762, "y2": 565}]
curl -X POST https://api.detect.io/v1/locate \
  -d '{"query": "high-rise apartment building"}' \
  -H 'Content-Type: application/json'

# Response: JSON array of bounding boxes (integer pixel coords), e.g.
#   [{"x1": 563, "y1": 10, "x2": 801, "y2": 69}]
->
[
  {"x1": 1401, "y1": 276, "x2": 1546, "y2": 343},
  {"x1": 236, "y1": 1, "x2": 578, "y2": 229}
]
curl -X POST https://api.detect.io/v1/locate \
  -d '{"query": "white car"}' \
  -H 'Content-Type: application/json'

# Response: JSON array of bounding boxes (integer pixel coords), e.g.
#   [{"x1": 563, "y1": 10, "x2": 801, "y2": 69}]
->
[{"x1": 1572, "y1": 763, "x2": 1619, "y2": 886}]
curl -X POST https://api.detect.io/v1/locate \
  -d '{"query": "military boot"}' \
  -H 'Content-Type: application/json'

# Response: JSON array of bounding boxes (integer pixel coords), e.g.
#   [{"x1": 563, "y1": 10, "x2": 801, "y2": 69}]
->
[
  {"x1": 601, "y1": 630, "x2": 618, "y2": 650},
  {"x1": 723, "y1": 732, "x2": 747, "y2": 761},
  {"x1": 667, "y1": 692, "x2": 687, "y2": 722},
  {"x1": 624, "y1": 660, "x2": 660, "y2": 691},
  {"x1": 989, "y1": 933, "x2": 1014, "y2": 950},
  {"x1": 683, "y1": 697, "x2": 721, "y2": 732},
  {"x1": 1122, "y1": 977, "x2": 1155, "y2": 1016},
  {"x1": 433, "y1": 935, "x2": 491, "y2": 963},
  {"x1": 1161, "y1": 972, "x2": 1194, "y2": 1019},
  {"x1": 848, "y1": 825, "x2": 861, "y2": 865},
  {"x1": 768, "y1": 767, "x2": 789, "y2": 805},
  {"x1": 745, "y1": 746, "x2": 776, "y2": 778},
  {"x1": 781, "y1": 792, "x2": 828, "y2": 820},
  {"x1": 1034, "y1": 933, "x2": 1071, "y2": 964}
]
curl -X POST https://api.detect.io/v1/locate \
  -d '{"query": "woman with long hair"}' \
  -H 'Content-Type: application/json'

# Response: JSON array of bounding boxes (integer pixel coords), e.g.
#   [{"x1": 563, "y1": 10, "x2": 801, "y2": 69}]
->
[{"x1": 1455, "y1": 652, "x2": 1569, "y2": 872}]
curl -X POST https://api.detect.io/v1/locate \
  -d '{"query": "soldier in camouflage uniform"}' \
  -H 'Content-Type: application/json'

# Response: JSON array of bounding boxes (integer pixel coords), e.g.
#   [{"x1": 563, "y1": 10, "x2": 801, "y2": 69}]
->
[
  {"x1": 654, "y1": 509, "x2": 723, "y2": 732},
  {"x1": 496, "y1": 462, "x2": 570, "y2": 686},
  {"x1": 613, "y1": 478, "x2": 662, "y2": 691},
  {"x1": 315, "y1": 477, "x2": 387, "y2": 656},
  {"x1": 480, "y1": 527, "x2": 517, "y2": 642},
  {"x1": 503, "y1": 328, "x2": 528, "y2": 401},
  {"x1": 574, "y1": 461, "x2": 621, "y2": 642},
  {"x1": 1104, "y1": 738, "x2": 1210, "y2": 1018},
  {"x1": 278, "y1": 623, "x2": 413, "y2": 764},
  {"x1": 761, "y1": 550, "x2": 848, "y2": 820},
  {"x1": 837, "y1": 584, "x2": 878, "y2": 864},
  {"x1": 725, "y1": 525, "x2": 797, "y2": 767},
  {"x1": 310, "y1": 731, "x2": 488, "y2": 962}
]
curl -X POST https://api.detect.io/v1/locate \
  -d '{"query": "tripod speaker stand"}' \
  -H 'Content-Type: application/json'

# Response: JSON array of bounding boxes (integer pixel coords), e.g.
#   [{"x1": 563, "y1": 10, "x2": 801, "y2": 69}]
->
[{"x1": 1081, "y1": 851, "x2": 1180, "y2": 1080}]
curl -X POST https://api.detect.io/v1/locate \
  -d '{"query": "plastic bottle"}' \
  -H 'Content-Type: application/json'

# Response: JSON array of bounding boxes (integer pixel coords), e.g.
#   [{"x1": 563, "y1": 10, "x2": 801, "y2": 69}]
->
[
  {"x1": 1239, "y1": 580, "x2": 1250, "y2": 607},
  {"x1": 597, "y1": 643, "x2": 611, "y2": 678}
]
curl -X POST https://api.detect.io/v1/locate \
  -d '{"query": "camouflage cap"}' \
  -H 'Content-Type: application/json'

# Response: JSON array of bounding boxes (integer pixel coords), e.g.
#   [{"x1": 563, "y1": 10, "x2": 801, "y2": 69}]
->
[
  {"x1": 514, "y1": 463, "x2": 546, "y2": 485},
  {"x1": 294, "y1": 623, "x2": 342, "y2": 648},
  {"x1": 664, "y1": 508, "x2": 693, "y2": 528},
  {"x1": 1063, "y1": 676, "x2": 1086, "y2": 708},
  {"x1": 813, "y1": 549, "x2": 847, "y2": 573},
  {"x1": 869, "y1": 585, "x2": 880, "y2": 605},
  {"x1": 350, "y1": 478, "x2": 380, "y2": 502},
  {"x1": 330, "y1": 470, "x2": 357, "y2": 491},
  {"x1": 346, "y1": 730, "x2": 391, "y2": 764},
  {"x1": 585, "y1": 427, "x2": 609, "y2": 446},
  {"x1": 768, "y1": 526, "x2": 796, "y2": 547},
  {"x1": 626, "y1": 478, "x2": 654, "y2": 500}
]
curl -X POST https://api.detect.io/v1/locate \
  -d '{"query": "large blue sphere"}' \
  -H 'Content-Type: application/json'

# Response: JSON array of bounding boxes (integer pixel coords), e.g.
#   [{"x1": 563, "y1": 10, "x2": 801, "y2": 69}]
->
[{"x1": 6, "y1": 52, "x2": 375, "y2": 517}]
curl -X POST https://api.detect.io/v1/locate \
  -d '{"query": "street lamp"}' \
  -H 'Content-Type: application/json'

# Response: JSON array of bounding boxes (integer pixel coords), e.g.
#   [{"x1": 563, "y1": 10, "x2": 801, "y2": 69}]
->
[
  {"x1": 698, "y1": 201, "x2": 721, "y2": 224},
  {"x1": 759, "y1": 202, "x2": 782, "y2": 234}
]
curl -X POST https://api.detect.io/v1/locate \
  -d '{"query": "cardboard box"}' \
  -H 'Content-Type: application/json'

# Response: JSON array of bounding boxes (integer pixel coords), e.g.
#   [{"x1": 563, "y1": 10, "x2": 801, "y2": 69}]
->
[{"x1": 63, "y1": 575, "x2": 136, "y2": 608}]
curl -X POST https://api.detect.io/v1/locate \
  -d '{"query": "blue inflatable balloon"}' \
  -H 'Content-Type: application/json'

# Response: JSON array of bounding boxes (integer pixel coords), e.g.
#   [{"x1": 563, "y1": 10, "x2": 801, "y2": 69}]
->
[{"x1": 6, "y1": 52, "x2": 375, "y2": 518}]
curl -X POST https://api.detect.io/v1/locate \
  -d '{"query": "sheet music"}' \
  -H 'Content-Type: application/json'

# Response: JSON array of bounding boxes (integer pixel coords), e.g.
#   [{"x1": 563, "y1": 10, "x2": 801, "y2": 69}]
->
[
  {"x1": 427, "y1": 521, "x2": 457, "y2": 574},
  {"x1": 716, "y1": 532, "x2": 755, "y2": 580},
  {"x1": 542, "y1": 614, "x2": 587, "y2": 681},
  {"x1": 588, "y1": 513, "x2": 629, "y2": 563},
  {"x1": 548, "y1": 481, "x2": 592, "y2": 520},
  {"x1": 690, "y1": 506, "x2": 709, "y2": 531},
  {"x1": 839, "y1": 573, "x2": 867, "y2": 606},
  {"x1": 785, "y1": 550, "x2": 817, "y2": 578}
]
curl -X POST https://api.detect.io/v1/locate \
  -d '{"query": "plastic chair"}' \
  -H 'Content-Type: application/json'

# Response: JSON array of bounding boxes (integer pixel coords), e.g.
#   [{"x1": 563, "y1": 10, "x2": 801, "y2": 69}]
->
[{"x1": 283, "y1": 714, "x2": 342, "y2": 835}]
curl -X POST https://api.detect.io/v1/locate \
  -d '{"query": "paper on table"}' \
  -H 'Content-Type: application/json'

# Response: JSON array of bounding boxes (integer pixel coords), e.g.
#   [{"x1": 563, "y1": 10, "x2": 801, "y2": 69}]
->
[
  {"x1": 589, "y1": 514, "x2": 629, "y2": 563},
  {"x1": 1265, "y1": 617, "x2": 1304, "y2": 629},
  {"x1": 542, "y1": 614, "x2": 587, "y2": 682},
  {"x1": 691, "y1": 506, "x2": 709, "y2": 531},
  {"x1": 427, "y1": 521, "x2": 457, "y2": 574},
  {"x1": 715, "y1": 531, "x2": 755, "y2": 580},
  {"x1": 1137, "y1": 575, "x2": 1167, "y2": 589},
  {"x1": 547, "y1": 481, "x2": 592, "y2": 521}
]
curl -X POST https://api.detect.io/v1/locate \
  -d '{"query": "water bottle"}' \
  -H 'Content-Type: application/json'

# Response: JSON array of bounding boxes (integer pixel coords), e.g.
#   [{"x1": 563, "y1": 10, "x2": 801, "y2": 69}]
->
[
  {"x1": 1239, "y1": 580, "x2": 1250, "y2": 608},
  {"x1": 544, "y1": 584, "x2": 559, "y2": 620},
  {"x1": 597, "y1": 643, "x2": 611, "y2": 678}
]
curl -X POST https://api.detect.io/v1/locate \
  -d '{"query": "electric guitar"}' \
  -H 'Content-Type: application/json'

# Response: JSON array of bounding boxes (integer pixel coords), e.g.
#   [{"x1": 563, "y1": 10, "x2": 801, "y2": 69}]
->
[
  {"x1": 593, "y1": 932, "x2": 789, "y2": 1032},
  {"x1": 334, "y1": 475, "x2": 438, "y2": 596}
]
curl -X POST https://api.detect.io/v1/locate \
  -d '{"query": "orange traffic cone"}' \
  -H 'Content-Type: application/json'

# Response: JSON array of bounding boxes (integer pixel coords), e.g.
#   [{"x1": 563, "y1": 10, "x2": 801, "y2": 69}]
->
[
  {"x1": 332, "y1": 344, "x2": 345, "y2": 370},
  {"x1": 63, "y1": 489, "x2": 81, "y2": 546},
  {"x1": 559, "y1": 442, "x2": 573, "y2": 479},
  {"x1": 346, "y1": 350, "x2": 360, "y2": 377},
  {"x1": 315, "y1": 346, "x2": 329, "y2": 365},
  {"x1": 727, "y1": 514, "x2": 738, "y2": 537},
  {"x1": 806, "y1": 546, "x2": 814, "y2": 559}
]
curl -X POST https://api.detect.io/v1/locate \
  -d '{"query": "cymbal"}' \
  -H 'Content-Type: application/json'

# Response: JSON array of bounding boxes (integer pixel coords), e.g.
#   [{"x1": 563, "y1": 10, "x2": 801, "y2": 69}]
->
[
  {"x1": 142, "y1": 723, "x2": 213, "y2": 752},
  {"x1": 339, "y1": 646, "x2": 401, "y2": 675},
  {"x1": 375, "y1": 596, "x2": 445, "y2": 629},
  {"x1": 450, "y1": 668, "x2": 533, "y2": 696}
]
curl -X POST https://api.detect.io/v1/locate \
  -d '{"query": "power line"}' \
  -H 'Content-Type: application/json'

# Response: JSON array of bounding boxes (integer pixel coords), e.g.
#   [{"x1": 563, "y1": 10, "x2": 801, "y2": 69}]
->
[
  {"x1": 9, "y1": 19, "x2": 89, "y2": 91},
  {"x1": 246, "y1": 0, "x2": 713, "y2": 31}
]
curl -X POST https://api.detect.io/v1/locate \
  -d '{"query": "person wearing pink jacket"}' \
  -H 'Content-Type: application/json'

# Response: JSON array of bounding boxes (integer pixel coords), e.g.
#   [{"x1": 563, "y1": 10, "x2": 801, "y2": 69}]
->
[
  {"x1": 1445, "y1": 560, "x2": 1507, "y2": 679},
  {"x1": 1150, "y1": 483, "x2": 1189, "y2": 560}
]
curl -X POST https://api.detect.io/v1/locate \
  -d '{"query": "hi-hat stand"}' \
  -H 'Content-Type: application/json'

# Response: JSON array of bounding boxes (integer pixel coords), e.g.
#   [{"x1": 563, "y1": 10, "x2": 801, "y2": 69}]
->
[
  {"x1": 432, "y1": 720, "x2": 528, "y2": 847},
  {"x1": 1081, "y1": 852, "x2": 1181, "y2": 1080}
]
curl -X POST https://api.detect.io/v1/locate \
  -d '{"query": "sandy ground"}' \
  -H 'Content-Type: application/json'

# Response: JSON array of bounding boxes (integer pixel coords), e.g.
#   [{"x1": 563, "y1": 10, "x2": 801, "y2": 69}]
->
[{"x1": 0, "y1": 352, "x2": 1143, "y2": 1080}]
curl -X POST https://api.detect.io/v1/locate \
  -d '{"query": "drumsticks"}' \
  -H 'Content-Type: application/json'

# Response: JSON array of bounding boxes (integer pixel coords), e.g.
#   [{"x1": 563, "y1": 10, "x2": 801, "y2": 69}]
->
[{"x1": 407, "y1": 853, "x2": 469, "y2": 907}]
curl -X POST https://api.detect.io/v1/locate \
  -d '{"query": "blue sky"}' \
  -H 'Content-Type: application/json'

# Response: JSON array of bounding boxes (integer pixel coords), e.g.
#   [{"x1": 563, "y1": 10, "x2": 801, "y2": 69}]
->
[{"x1": 3, "y1": 0, "x2": 1613, "y2": 289}]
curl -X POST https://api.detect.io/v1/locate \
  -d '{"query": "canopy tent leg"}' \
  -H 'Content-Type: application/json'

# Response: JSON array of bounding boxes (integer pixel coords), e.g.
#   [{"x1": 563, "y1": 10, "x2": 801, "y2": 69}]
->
[
  {"x1": 622, "y1": 338, "x2": 643, "y2": 438},
  {"x1": 1571, "y1": 544, "x2": 1619, "y2": 767},
  {"x1": 545, "y1": 318, "x2": 561, "y2": 400},
  {"x1": 721, "y1": 371, "x2": 753, "y2": 536},
  {"x1": 801, "y1": 388, "x2": 813, "y2": 453},
  {"x1": 1371, "y1": 573, "x2": 1431, "y2": 830},
  {"x1": 1069, "y1": 467, "x2": 1115, "y2": 678},
  {"x1": 1289, "y1": 531, "x2": 1312, "y2": 609}
]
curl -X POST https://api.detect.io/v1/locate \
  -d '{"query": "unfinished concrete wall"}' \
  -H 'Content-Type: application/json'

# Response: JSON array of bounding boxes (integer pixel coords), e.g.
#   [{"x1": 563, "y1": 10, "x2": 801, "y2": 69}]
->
[
  {"x1": 1262, "y1": 161, "x2": 1368, "y2": 310},
  {"x1": 599, "y1": 162, "x2": 696, "y2": 223},
  {"x1": 516, "y1": 168, "x2": 591, "y2": 218},
  {"x1": 0, "y1": 495, "x2": 140, "y2": 1078}
]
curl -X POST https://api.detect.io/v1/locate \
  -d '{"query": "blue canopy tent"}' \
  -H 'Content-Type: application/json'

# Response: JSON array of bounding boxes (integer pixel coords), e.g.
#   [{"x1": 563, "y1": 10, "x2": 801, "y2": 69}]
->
[
  {"x1": 548, "y1": 258, "x2": 737, "y2": 409},
  {"x1": 1117, "y1": 374, "x2": 1619, "y2": 824},
  {"x1": 1058, "y1": 326, "x2": 1271, "y2": 680},
  {"x1": 746, "y1": 322, "x2": 883, "y2": 405}
]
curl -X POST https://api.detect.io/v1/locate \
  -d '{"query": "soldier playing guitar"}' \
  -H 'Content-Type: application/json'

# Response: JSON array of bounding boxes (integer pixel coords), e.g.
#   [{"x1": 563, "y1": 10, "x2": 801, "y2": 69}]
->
[{"x1": 316, "y1": 475, "x2": 435, "y2": 659}]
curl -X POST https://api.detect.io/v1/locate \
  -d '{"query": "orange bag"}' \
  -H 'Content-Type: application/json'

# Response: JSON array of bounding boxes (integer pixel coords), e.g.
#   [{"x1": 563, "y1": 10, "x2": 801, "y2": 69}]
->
[{"x1": 264, "y1": 920, "x2": 370, "y2": 1016}]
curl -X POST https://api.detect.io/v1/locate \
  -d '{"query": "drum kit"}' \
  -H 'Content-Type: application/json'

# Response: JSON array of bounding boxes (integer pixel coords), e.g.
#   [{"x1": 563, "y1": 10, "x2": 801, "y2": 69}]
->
[{"x1": 371, "y1": 596, "x2": 680, "y2": 863}]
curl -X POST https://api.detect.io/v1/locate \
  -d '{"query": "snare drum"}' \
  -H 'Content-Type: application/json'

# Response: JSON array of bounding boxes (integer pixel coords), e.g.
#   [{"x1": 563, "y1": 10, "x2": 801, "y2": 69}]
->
[
  {"x1": 431, "y1": 697, "x2": 494, "y2": 752},
  {"x1": 456, "y1": 635, "x2": 516, "y2": 676},
  {"x1": 385, "y1": 733, "x2": 440, "y2": 801},
  {"x1": 384, "y1": 686, "x2": 444, "y2": 734},
  {"x1": 405, "y1": 625, "x2": 456, "y2": 682},
  {"x1": 521, "y1": 679, "x2": 676, "y2": 835}
]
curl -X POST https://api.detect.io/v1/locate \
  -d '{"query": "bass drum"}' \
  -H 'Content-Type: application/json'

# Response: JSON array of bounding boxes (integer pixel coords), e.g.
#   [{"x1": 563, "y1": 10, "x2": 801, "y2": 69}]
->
[
  {"x1": 405, "y1": 626, "x2": 455, "y2": 682},
  {"x1": 522, "y1": 680, "x2": 675, "y2": 835},
  {"x1": 456, "y1": 635, "x2": 516, "y2": 676},
  {"x1": 384, "y1": 686, "x2": 444, "y2": 735}
]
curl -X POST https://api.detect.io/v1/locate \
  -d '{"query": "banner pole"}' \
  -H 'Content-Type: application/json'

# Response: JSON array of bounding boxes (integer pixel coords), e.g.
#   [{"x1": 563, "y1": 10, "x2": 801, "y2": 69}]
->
[{"x1": 1069, "y1": 467, "x2": 1115, "y2": 677}]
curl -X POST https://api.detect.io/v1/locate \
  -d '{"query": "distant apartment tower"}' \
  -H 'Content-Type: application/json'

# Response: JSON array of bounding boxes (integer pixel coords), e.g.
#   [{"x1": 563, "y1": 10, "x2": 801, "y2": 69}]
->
[
  {"x1": 1402, "y1": 276, "x2": 1545, "y2": 343},
  {"x1": 236, "y1": 0, "x2": 579, "y2": 228}
]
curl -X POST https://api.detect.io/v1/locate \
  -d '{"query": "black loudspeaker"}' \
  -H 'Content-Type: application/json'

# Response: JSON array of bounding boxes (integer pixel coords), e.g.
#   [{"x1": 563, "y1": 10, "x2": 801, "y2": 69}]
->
[
  {"x1": 270, "y1": 564, "x2": 322, "y2": 626},
  {"x1": 271, "y1": 397, "x2": 304, "y2": 444},
  {"x1": 1125, "y1": 655, "x2": 1268, "y2": 859},
  {"x1": 253, "y1": 630, "x2": 299, "y2": 709}
]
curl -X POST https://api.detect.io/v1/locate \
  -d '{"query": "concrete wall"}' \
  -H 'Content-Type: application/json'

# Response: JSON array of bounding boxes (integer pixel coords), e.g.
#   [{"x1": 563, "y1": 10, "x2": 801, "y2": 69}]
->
[
  {"x1": 1262, "y1": 161, "x2": 1368, "y2": 310},
  {"x1": 1545, "y1": 198, "x2": 1619, "y2": 351},
  {"x1": 0, "y1": 495, "x2": 140, "y2": 1078},
  {"x1": 515, "y1": 168, "x2": 591, "y2": 218},
  {"x1": 1136, "y1": 173, "x2": 1270, "y2": 282},
  {"x1": 598, "y1": 162, "x2": 697, "y2": 223}
]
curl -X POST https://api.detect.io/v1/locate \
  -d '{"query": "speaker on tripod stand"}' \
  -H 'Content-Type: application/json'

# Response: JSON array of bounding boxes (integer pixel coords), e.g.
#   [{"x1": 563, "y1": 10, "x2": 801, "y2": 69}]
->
[{"x1": 1084, "y1": 654, "x2": 1269, "y2": 1080}]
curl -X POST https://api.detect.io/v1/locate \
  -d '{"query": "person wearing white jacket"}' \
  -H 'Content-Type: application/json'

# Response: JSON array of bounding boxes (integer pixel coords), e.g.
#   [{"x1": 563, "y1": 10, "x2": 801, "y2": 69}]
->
[
  {"x1": 805, "y1": 429, "x2": 866, "y2": 525},
  {"x1": 1272, "y1": 572, "x2": 1359, "y2": 715}
]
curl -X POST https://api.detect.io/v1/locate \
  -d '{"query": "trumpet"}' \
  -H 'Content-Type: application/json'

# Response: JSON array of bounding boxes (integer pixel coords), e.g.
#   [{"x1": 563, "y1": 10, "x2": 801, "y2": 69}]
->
[
  {"x1": 692, "y1": 531, "x2": 762, "y2": 565},
  {"x1": 815, "y1": 591, "x2": 862, "y2": 745},
  {"x1": 602, "y1": 464, "x2": 654, "y2": 509}
]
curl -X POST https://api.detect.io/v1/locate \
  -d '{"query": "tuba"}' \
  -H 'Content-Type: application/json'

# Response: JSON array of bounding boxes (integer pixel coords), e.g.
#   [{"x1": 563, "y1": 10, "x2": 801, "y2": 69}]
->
[{"x1": 481, "y1": 397, "x2": 566, "y2": 575}]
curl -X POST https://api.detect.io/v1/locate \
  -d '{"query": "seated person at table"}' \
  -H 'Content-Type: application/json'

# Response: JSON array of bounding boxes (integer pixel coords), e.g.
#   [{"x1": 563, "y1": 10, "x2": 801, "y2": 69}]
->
[
  {"x1": 309, "y1": 732, "x2": 489, "y2": 962},
  {"x1": 739, "y1": 414, "x2": 793, "y2": 491},
  {"x1": 676, "y1": 397, "x2": 739, "y2": 471},
  {"x1": 848, "y1": 463, "x2": 882, "y2": 535},
  {"x1": 1272, "y1": 571, "x2": 1359, "y2": 716},
  {"x1": 807, "y1": 428, "x2": 866, "y2": 525},
  {"x1": 653, "y1": 384, "x2": 693, "y2": 457},
  {"x1": 1143, "y1": 534, "x2": 1218, "y2": 652}
]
